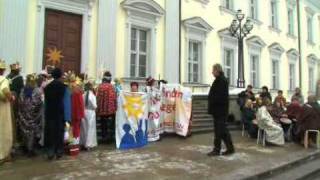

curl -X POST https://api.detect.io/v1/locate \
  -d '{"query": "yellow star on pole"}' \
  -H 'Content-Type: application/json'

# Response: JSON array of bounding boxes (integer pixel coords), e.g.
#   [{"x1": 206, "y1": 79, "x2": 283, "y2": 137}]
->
[
  {"x1": 46, "y1": 47, "x2": 64, "y2": 65},
  {"x1": 123, "y1": 95, "x2": 145, "y2": 120}
]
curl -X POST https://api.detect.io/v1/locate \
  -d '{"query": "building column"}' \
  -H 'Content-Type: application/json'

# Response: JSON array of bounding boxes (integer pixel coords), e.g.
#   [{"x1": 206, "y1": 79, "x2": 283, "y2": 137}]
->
[
  {"x1": 164, "y1": 0, "x2": 180, "y2": 83},
  {"x1": 96, "y1": 0, "x2": 117, "y2": 79},
  {"x1": 0, "y1": 0, "x2": 29, "y2": 74}
]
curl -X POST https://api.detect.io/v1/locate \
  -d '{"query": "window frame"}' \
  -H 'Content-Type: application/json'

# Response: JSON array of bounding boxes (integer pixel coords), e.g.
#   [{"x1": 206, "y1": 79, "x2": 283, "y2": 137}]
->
[
  {"x1": 271, "y1": 59, "x2": 280, "y2": 90},
  {"x1": 270, "y1": 0, "x2": 279, "y2": 29},
  {"x1": 222, "y1": 0, "x2": 233, "y2": 10},
  {"x1": 223, "y1": 48, "x2": 235, "y2": 85},
  {"x1": 187, "y1": 40, "x2": 202, "y2": 83},
  {"x1": 289, "y1": 63, "x2": 296, "y2": 91},
  {"x1": 249, "y1": 0, "x2": 258, "y2": 20},
  {"x1": 130, "y1": 27, "x2": 149, "y2": 78},
  {"x1": 307, "y1": 15, "x2": 314, "y2": 43},
  {"x1": 250, "y1": 54, "x2": 260, "y2": 88},
  {"x1": 309, "y1": 67, "x2": 315, "y2": 93},
  {"x1": 287, "y1": 8, "x2": 294, "y2": 35}
]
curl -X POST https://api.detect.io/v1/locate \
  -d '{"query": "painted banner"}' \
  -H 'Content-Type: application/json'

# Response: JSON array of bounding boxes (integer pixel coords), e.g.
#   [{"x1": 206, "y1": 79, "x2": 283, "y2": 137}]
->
[
  {"x1": 146, "y1": 87, "x2": 162, "y2": 142},
  {"x1": 160, "y1": 84, "x2": 192, "y2": 136},
  {"x1": 116, "y1": 91, "x2": 148, "y2": 150}
]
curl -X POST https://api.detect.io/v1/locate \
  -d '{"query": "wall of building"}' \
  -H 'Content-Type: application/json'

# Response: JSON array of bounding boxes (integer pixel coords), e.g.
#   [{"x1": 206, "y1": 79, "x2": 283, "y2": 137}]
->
[
  {"x1": 0, "y1": 0, "x2": 319, "y2": 100},
  {"x1": 181, "y1": 0, "x2": 320, "y2": 100}
]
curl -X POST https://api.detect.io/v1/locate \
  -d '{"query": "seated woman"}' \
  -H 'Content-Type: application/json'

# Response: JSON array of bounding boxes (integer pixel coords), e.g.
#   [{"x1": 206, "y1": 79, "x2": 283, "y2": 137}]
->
[
  {"x1": 293, "y1": 95, "x2": 320, "y2": 144},
  {"x1": 256, "y1": 98, "x2": 285, "y2": 145},
  {"x1": 286, "y1": 97, "x2": 303, "y2": 122},
  {"x1": 242, "y1": 99, "x2": 258, "y2": 138},
  {"x1": 269, "y1": 101, "x2": 292, "y2": 141}
]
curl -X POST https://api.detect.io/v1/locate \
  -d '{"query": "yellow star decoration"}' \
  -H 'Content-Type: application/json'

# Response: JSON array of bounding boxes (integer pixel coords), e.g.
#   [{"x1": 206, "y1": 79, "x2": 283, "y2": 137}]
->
[
  {"x1": 123, "y1": 95, "x2": 145, "y2": 120},
  {"x1": 46, "y1": 47, "x2": 64, "y2": 65}
]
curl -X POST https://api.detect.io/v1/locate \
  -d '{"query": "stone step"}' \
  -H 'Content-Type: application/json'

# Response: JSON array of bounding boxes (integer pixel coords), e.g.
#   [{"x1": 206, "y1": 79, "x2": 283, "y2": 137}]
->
[
  {"x1": 192, "y1": 114, "x2": 212, "y2": 119},
  {"x1": 192, "y1": 109, "x2": 208, "y2": 114},
  {"x1": 191, "y1": 127, "x2": 213, "y2": 134},
  {"x1": 243, "y1": 151, "x2": 320, "y2": 180}
]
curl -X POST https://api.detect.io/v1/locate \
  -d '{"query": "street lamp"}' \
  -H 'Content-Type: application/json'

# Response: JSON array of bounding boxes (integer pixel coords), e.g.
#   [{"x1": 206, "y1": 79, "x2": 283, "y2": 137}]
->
[{"x1": 229, "y1": 9, "x2": 253, "y2": 88}]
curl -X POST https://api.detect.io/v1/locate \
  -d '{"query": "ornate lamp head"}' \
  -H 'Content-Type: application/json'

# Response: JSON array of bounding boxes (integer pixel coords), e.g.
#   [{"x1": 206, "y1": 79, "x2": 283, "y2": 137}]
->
[
  {"x1": 236, "y1": 9, "x2": 245, "y2": 21},
  {"x1": 244, "y1": 19, "x2": 254, "y2": 32}
]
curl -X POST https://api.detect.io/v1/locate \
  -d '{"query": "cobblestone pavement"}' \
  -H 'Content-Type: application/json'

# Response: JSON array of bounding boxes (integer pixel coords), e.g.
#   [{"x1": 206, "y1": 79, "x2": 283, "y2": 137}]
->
[{"x1": 0, "y1": 132, "x2": 318, "y2": 180}]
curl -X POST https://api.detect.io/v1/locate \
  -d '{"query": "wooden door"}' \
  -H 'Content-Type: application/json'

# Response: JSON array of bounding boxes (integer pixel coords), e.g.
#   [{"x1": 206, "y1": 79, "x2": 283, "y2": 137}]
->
[{"x1": 43, "y1": 9, "x2": 82, "y2": 74}]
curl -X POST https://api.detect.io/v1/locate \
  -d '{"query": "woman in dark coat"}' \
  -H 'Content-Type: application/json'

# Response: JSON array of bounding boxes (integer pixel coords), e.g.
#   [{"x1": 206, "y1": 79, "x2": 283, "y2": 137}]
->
[
  {"x1": 242, "y1": 99, "x2": 258, "y2": 138},
  {"x1": 293, "y1": 95, "x2": 320, "y2": 144}
]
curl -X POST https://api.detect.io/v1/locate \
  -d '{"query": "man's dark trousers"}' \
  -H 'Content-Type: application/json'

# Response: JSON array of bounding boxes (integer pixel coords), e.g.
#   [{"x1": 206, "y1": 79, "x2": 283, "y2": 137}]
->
[{"x1": 213, "y1": 115, "x2": 234, "y2": 152}]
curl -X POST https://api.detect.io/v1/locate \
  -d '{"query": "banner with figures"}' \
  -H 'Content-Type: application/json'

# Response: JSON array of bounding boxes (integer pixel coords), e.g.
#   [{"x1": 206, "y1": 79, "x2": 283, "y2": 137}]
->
[
  {"x1": 146, "y1": 87, "x2": 162, "y2": 142},
  {"x1": 116, "y1": 91, "x2": 149, "y2": 150},
  {"x1": 160, "y1": 84, "x2": 192, "y2": 136}
]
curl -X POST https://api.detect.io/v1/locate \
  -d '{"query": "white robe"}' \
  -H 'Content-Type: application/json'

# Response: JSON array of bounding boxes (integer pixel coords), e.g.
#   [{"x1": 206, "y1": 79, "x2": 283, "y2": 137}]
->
[
  {"x1": 257, "y1": 106, "x2": 285, "y2": 145},
  {"x1": 80, "y1": 91, "x2": 97, "y2": 148}
]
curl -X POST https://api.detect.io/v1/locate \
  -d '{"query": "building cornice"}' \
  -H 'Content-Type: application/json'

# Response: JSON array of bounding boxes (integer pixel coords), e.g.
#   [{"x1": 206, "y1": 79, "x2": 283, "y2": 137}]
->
[
  {"x1": 246, "y1": 35, "x2": 266, "y2": 48},
  {"x1": 183, "y1": 16, "x2": 213, "y2": 33},
  {"x1": 121, "y1": 0, "x2": 165, "y2": 17},
  {"x1": 268, "y1": 42, "x2": 285, "y2": 55}
]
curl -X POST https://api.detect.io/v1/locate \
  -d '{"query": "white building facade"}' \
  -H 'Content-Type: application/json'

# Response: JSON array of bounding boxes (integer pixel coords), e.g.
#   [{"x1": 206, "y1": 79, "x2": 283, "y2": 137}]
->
[{"x1": 0, "y1": 0, "x2": 319, "y2": 98}]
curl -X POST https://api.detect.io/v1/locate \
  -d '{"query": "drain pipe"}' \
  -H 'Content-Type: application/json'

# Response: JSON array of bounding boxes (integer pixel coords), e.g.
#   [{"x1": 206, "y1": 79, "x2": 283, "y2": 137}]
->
[
  {"x1": 297, "y1": 0, "x2": 302, "y2": 89},
  {"x1": 179, "y1": 0, "x2": 182, "y2": 84}
]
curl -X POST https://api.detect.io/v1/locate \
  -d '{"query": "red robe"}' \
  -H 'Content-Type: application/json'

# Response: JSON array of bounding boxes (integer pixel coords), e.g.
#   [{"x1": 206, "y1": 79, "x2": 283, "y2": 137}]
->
[
  {"x1": 96, "y1": 83, "x2": 117, "y2": 116},
  {"x1": 71, "y1": 87, "x2": 85, "y2": 138}
]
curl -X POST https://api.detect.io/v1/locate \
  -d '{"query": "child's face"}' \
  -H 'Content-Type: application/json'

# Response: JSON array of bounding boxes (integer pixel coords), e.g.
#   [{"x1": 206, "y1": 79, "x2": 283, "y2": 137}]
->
[{"x1": 131, "y1": 85, "x2": 138, "y2": 92}]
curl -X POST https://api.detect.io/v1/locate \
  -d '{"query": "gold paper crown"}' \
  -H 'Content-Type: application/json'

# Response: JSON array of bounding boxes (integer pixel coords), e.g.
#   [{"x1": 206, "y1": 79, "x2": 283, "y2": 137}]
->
[
  {"x1": 10, "y1": 62, "x2": 21, "y2": 70},
  {"x1": 26, "y1": 73, "x2": 38, "y2": 85},
  {"x1": 0, "y1": 59, "x2": 6, "y2": 69},
  {"x1": 64, "y1": 71, "x2": 83, "y2": 86}
]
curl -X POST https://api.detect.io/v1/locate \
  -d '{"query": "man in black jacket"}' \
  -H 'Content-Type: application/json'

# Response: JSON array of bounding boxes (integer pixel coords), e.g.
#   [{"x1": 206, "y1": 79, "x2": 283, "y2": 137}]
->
[{"x1": 207, "y1": 64, "x2": 234, "y2": 156}]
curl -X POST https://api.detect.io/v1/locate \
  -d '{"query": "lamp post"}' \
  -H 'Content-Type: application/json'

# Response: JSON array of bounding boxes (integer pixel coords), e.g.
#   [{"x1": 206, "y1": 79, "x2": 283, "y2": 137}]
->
[{"x1": 229, "y1": 9, "x2": 254, "y2": 88}]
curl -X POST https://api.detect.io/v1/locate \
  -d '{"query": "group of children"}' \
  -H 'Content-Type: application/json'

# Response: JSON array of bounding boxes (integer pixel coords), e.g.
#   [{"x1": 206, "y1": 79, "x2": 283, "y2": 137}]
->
[{"x1": 0, "y1": 60, "x2": 167, "y2": 163}]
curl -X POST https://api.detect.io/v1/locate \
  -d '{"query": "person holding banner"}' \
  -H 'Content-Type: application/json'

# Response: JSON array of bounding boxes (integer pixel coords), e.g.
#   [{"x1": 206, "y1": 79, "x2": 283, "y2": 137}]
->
[
  {"x1": 131, "y1": 82, "x2": 139, "y2": 92},
  {"x1": 207, "y1": 64, "x2": 234, "y2": 156}
]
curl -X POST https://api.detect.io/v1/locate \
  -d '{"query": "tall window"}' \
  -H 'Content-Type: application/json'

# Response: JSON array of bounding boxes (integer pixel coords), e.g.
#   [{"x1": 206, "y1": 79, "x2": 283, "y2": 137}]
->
[
  {"x1": 223, "y1": 0, "x2": 233, "y2": 10},
  {"x1": 289, "y1": 64, "x2": 295, "y2": 91},
  {"x1": 130, "y1": 28, "x2": 147, "y2": 78},
  {"x1": 188, "y1": 41, "x2": 201, "y2": 83},
  {"x1": 272, "y1": 59, "x2": 279, "y2": 89},
  {"x1": 249, "y1": 0, "x2": 258, "y2": 20},
  {"x1": 288, "y1": 8, "x2": 294, "y2": 35},
  {"x1": 309, "y1": 67, "x2": 315, "y2": 92},
  {"x1": 250, "y1": 55, "x2": 259, "y2": 88},
  {"x1": 307, "y1": 16, "x2": 313, "y2": 42},
  {"x1": 271, "y1": 0, "x2": 278, "y2": 28},
  {"x1": 223, "y1": 48, "x2": 234, "y2": 85}
]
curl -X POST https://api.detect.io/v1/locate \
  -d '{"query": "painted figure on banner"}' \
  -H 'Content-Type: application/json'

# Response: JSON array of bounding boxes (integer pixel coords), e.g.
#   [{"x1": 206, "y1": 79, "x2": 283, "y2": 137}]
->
[{"x1": 116, "y1": 91, "x2": 148, "y2": 150}]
